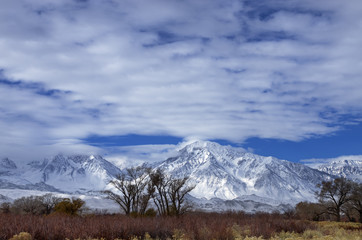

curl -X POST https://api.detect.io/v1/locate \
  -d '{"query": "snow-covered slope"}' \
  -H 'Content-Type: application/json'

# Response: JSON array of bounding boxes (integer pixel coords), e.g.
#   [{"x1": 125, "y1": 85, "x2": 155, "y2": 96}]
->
[
  {"x1": 157, "y1": 141, "x2": 331, "y2": 204},
  {"x1": 318, "y1": 159, "x2": 362, "y2": 182},
  {"x1": 0, "y1": 158, "x2": 17, "y2": 170},
  {"x1": 0, "y1": 154, "x2": 122, "y2": 193},
  {"x1": 187, "y1": 194, "x2": 293, "y2": 213},
  {"x1": 3, "y1": 142, "x2": 356, "y2": 212}
]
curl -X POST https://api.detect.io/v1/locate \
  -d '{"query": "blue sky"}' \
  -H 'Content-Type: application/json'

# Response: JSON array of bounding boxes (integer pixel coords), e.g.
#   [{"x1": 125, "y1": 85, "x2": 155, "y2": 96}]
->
[{"x1": 0, "y1": 0, "x2": 362, "y2": 165}]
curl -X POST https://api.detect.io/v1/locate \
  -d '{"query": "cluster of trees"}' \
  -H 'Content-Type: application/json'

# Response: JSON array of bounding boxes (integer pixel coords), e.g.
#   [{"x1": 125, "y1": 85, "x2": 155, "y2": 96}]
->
[
  {"x1": 2, "y1": 173, "x2": 359, "y2": 223},
  {"x1": 296, "y1": 177, "x2": 362, "y2": 222},
  {"x1": 0, "y1": 194, "x2": 85, "y2": 216},
  {"x1": 104, "y1": 167, "x2": 195, "y2": 216}
]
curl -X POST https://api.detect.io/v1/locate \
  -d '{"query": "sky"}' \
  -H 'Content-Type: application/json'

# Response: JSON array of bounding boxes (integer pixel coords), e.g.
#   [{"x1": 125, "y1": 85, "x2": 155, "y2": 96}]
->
[{"x1": 0, "y1": 0, "x2": 362, "y2": 166}]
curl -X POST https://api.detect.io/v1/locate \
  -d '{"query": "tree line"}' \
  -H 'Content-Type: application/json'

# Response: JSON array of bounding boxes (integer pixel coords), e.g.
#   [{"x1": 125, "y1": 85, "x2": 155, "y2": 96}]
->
[
  {"x1": 0, "y1": 167, "x2": 195, "y2": 217},
  {"x1": 103, "y1": 166, "x2": 195, "y2": 216},
  {"x1": 296, "y1": 177, "x2": 362, "y2": 222},
  {"x1": 1, "y1": 172, "x2": 360, "y2": 222},
  {"x1": 0, "y1": 194, "x2": 85, "y2": 216}
]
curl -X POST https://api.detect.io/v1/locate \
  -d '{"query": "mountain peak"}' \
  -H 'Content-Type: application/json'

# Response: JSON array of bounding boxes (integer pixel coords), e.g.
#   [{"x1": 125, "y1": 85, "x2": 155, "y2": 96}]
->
[
  {"x1": 318, "y1": 159, "x2": 362, "y2": 182},
  {"x1": 12, "y1": 154, "x2": 123, "y2": 193},
  {"x1": 185, "y1": 140, "x2": 222, "y2": 148},
  {"x1": 0, "y1": 157, "x2": 17, "y2": 169},
  {"x1": 181, "y1": 140, "x2": 246, "y2": 157},
  {"x1": 160, "y1": 141, "x2": 328, "y2": 202}
]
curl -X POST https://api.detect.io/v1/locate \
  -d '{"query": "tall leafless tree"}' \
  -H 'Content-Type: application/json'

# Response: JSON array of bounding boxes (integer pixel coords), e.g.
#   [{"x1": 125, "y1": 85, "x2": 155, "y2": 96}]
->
[
  {"x1": 295, "y1": 201, "x2": 327, "y2": 221},
  {"x1": 149, "y1": 169, "x2": 171, "y2": 216},
  {"x1": 168, "y1": 177, "x2": 195, "y2": 215},
  {"x1": 39, "y1": 193, "x2": 63, "y2": 215},
  {"x1": 149, "y1": 169, "x2": 195, "y2": 216},
  {"x1": 316, "y1": 177, "x2": 353, "y2": 221},
  {"x1": 348, "y1": 182, "x2": 362, "y2": 223},
  {"x1": 106, "y1": 166, "x2": 195, "y2": 216},
  {"x1": 11, "y1": 195, "x2": 46, "y2": 215},
  {"x1": 104, "y1": 166, "x2": 151, "y2": 215}
]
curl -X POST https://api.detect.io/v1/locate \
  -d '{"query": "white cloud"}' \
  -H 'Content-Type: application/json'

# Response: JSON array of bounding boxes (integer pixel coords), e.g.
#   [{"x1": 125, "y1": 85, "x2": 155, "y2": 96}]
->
[
  {"x1": 0, "y1": 0, "x2": 362, "y2": 161},
  {"x1": 104, "y1": 144, "x2": 179, "y2": 168}
]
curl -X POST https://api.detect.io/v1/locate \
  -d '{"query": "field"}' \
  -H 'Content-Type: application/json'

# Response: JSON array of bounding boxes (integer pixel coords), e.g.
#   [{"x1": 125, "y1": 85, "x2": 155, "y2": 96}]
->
[{"x1": 1, "y1": 212, "x2": 361, "y2": 240}]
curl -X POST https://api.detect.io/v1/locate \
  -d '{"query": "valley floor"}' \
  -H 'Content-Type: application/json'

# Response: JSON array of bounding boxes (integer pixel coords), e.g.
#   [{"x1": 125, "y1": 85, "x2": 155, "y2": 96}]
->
[{"x1": 1, "y1": 212, "x2": 361, "y2": 240}]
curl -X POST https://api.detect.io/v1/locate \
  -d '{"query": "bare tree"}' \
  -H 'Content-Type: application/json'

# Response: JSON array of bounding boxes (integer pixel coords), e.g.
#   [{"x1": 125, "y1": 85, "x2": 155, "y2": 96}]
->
[
  {"x1": 105, "y1": 166, "x2": 195, "y2": 216},
  {"x1": 104, "y1": 166, "x2": 151, "y2": 215},
  {"x1": 348, "y1": 182, "x2": 362, "y2": 223},
  {"x1": 150, "y1": 169, "x2": 195, "y2": 216},
  {"x1": 0, "y1": 202, "x2": 11, "y2": 213},
  {"x1": 295, "y1": 201, "x2": 327, "y2": 221},
  {"x1": 10, "y1": 194, "x2": 63, "y2": 215},
  {"x1": 149, "y1": 169, "x2": 171, "y2": 216},
  {"x1": 168, "y1": 177, "x2": 195, "y2": 215},
  {"x1": 316, "y1": 178, "x2": 353, "y2": 221},
  {"x1": 39, "y1": 193, "x2": 63, "y2": 215},
  {"x1": 127, "y1": 166, "x2": 152, "y2": 214},
  {"x1": 11, "y1": 196, "x2": 45, "y2": 215},
  {"x1": 139, "y1": 181, "x2": 154, "y2": 215}
]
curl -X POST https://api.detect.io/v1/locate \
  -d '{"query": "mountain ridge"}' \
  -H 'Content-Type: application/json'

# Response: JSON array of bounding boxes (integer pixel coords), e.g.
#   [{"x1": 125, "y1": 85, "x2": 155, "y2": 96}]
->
[
  {"x1": 0, "y1": 154, "x2": 122, "y2": 193},
  {"x1": 317, "y1": 158, "x2": 362, "y2": 182},
  {"x1": 157, "y1": 141, "x2": 332, "y2": 203},
  {"x1": 1, "y1": 141, "x2": 361, "y2": 212}
]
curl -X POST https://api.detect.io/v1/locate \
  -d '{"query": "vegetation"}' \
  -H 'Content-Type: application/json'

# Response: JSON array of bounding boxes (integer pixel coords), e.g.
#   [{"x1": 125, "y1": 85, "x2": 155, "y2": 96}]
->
[
  {"x1": 149, "y1": 169, "x2": 195, "y2": 216},
  {"x1": 8, "y1": 232, "x2": 32, "y2": 240},
  {"x1": 104, "y1": 167, "x2": 195, "y2": 216},
  {"x1": 295, "y1": 201, "x2": 327, "y2": 221},
  {"x1": 317, "y1": 178, "x2": 353, "y2": 222},
  {"x1": 0, "y1": 177, "x2": 361, "y2": 239},
  {"x1": 348, "y1": 181, "x2": 362, "y2": 223},
  {"x1": 315, "y1": 178, "x2": 362, "y2": 222},
  {"x1": 104, "y1": 166, "x2": 152, "y2": 216},
  {"x1": 0, "y1": 194, "x2": 85, "y2": 216},
  {"x1": 0, "y1": 211, "x2": 361, "y2": 240},
  {"x1": 1, "y1": 194, "x2": 63, "y2": 215},
  {"x1": 53, "y1": 197, "x2": 85, "y2": 216}
]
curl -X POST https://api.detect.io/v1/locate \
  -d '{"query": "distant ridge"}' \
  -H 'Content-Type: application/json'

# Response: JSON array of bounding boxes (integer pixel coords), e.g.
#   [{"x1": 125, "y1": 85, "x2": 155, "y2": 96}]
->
[
  {"x1": 157, "y1": 141, "x2": 331, "y2": 203},
  {"x1": 1, "y1": 141, "x2": 361, "y2": 212},
  {"x1": 318, "y1": 159, "x2": 362, "y2": 182}
]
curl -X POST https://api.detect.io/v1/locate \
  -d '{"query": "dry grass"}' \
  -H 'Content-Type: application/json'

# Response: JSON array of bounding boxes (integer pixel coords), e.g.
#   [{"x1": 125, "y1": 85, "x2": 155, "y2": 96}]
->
[
  {"x1": 1, "y1": 212, "x2": 360, "y2": 240},
  {"x1": 269, "y1": 221, "x2": 362, "y2": 240}
]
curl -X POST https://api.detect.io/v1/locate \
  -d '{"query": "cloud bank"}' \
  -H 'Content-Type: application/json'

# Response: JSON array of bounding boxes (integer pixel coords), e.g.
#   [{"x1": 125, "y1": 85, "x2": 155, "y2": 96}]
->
[{"x1": 1, "y1": 0, "x2": 362, "y2": 161}]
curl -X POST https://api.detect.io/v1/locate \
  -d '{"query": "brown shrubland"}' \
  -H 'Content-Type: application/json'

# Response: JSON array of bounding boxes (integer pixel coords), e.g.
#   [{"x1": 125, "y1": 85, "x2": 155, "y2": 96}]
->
[
  {"x1": 1, "y1": 177, "x2": 360, "y2": 239},
  {"x1": 0, "y1": 211, "x2": 315, "y2": 240}
]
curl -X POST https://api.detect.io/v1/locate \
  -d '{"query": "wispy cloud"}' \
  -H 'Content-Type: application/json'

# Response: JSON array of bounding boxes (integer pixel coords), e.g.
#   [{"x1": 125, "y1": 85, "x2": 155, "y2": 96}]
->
[
  {"x1": 105, "y1": 144, "x2": 178, "y2": 168},
  {"x1": 1, "y1": 0, "x2": 362, "y2": 161}
]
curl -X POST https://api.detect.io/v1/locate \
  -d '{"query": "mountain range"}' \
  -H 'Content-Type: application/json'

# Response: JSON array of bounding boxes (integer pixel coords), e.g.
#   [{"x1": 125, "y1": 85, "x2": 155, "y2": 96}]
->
[
  {"x1": 1, "y1": 141, "x2": 361, "y2": 212},
  {"x1": 317, "y1": 158, "x2": 362, "y2": 183},
  {"x1": 158, "y1": 141, "x2": 332, "y2": 203},
  {"x1": 0, "y1": 155, "x2": 121, "y2": 193}
]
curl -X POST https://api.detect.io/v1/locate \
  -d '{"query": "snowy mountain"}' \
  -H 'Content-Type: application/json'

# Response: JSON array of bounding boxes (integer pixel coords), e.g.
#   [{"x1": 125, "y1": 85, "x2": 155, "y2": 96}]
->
[
  {"x1": 2, "y1": 141, "x2": 359, "y2": 212},
  {"x1": 0, "y1": 154, "x2": 121, "y2": 193},
  {"x1": 0, "y1": 158, "x2": 17, "y2": 176},
  {"x1": 187, "y1": 194, "x2": 293, "y2": 213},
  {"x1": 317, "y1": 159, "x2": 362, "y2": 182},
  {"x1": 157, "y1": 141, "x2": 331, "y2": 204},
  {"x1": 0, "y1": 158, "x2": 17, "y2": 170}
]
